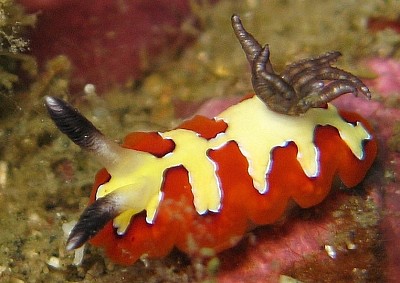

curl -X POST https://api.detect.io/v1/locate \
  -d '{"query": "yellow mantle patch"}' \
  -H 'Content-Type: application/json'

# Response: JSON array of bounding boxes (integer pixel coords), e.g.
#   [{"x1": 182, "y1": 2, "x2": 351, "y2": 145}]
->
[{"x1": 96, "y1": 95, "x2": 371, "y2": 234}]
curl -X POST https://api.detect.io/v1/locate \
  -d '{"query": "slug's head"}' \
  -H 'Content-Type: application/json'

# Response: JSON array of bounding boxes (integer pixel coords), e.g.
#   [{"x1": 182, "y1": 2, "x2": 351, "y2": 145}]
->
[{"x1": 45, "y1": 96, "x2": 160, "y2": 250}]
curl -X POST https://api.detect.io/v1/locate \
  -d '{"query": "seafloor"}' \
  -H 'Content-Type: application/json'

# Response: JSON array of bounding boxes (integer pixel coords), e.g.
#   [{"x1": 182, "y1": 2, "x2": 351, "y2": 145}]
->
[{"x1": 1, "y1": 0, "x2": 400, "y2": 282}]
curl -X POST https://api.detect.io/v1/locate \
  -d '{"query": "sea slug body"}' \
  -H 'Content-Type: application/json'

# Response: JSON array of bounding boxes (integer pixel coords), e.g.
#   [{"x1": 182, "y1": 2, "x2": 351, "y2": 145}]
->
[{"x1": 45, "y1": 15, "x2": 377, "y2": 265}]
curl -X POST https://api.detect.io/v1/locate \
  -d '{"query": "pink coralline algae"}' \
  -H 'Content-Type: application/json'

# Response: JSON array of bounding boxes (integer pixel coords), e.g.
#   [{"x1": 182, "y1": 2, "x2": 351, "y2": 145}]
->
[
  {"x1": 19, "y1": 0, "x2": 195, "y2": 92},
  {"x1": 364, "y1": 57, "x2": 400, "y2": 283},
  {"x1": 366, "y1": 58, "x2": 400, "y2": 96}
]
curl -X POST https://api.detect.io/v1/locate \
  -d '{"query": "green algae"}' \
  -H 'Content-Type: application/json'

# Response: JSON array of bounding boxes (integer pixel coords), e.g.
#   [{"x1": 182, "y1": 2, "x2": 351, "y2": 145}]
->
[
  {"x1": 388, "y1": 121, "x2": 400, "y2": 153},
  {"x1": 0, "y1": 0, "x2": 36, "y2": 95}
]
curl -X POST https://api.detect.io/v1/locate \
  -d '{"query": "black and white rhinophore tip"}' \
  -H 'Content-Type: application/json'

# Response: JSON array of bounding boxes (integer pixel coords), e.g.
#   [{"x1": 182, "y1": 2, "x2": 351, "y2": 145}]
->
[
  {"x1": 45, "y1": 96, "x2": 125, "y2": 168},
  {"x1": 66, "y1": 193, "x2": 123, "y2": 250},
  {"x1": 44, "y1": 96, "x2": 105, "y2": 152}
]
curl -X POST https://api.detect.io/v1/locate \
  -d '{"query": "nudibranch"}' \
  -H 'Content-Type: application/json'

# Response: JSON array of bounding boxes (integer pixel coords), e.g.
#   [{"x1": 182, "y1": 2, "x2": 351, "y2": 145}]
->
[{"x1": 45, "y1": 15, "x2": 377, "y2": 265}]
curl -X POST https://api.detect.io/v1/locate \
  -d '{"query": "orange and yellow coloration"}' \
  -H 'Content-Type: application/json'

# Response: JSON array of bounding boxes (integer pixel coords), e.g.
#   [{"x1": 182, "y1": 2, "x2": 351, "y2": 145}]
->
[{"x1": 45, "y1": 15, "x2": 377, "y2": 265}]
